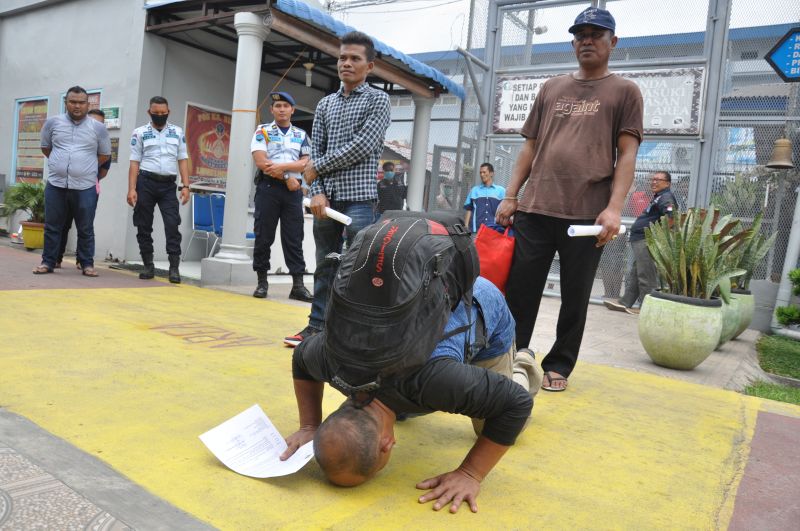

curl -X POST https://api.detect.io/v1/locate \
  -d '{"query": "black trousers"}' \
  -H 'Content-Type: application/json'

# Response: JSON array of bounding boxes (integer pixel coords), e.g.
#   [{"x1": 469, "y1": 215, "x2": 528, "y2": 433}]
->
[
  {"x1": 133, "y1": 176, "x2": 181, "y2": 256},
  {"x1": 505, "y1": 211, "x2": 604, "y2": 378},
  {"x1": 252, "y1": 179, "x2": 305, "y2": 275}
]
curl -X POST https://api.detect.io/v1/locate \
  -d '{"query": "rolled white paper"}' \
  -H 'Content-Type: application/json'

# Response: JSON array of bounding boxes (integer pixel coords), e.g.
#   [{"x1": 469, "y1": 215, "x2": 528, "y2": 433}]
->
[
  {"x1": 302, "y1": 197, "x2": 352, "y2": 226},
  {"x1": 567, "y1": 225, "x2": 627, "y2": 237}
]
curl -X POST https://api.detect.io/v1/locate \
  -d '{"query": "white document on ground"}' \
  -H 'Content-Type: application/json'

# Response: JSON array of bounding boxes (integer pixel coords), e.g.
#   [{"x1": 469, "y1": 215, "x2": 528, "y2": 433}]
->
[{"x1": 199, "y1": 404, "x2": 314, "y2": 478}]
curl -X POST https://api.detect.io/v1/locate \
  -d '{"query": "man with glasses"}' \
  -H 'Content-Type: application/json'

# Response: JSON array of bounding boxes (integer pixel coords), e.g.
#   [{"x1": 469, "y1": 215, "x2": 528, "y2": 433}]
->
[
  {"x1": 36, "y1": 86, "x2": 111, "y2": 277},
  {"x1": 606, "y1": 171, "x2": 678, "y2": 314},
  {"x1": 495, "y1": 7, "x2": 643, "y2": 392},
  {"x1": 127, "y1": 96, "x2": 190, "y2": 284}
]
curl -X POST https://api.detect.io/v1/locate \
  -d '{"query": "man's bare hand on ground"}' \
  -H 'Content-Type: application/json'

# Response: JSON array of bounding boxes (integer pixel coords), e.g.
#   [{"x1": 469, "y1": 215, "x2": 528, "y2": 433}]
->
[
  {"x1": 280, "y1": 427, "x2": 316, "y2": 460},
  {"x1": 309, "y1": 194, "x2": 329, "y2": 219},
  {"x1": 416, "y1": 468, "x2": 481, "y2": 514},
  {"x1": 594, "y1": 207, "x2": 622, "y2": 247}
]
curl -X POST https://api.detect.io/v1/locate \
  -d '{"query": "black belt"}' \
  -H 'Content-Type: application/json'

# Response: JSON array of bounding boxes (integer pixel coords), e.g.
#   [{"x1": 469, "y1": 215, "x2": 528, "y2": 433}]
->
[
  {"x1": 255, "y1": 170, "x2": 287, "y2": 184},
  {"x1": 139, "y1": 169, "x2": 176, "y2": 182}
]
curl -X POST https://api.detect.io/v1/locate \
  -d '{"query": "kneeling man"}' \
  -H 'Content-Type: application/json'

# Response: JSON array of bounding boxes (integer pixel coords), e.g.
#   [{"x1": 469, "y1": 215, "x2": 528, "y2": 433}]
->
[{"x1": 281, "y1": 276, "x2": 542, "y2": 513}]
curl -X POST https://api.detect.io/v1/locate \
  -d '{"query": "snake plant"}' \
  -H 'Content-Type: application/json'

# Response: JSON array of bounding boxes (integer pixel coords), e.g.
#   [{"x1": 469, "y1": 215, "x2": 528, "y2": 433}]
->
[
  {"x1": 733, "y1": 211, "x2": 777, "y2": 290},
  {"x1": 645, "y1": 207, "x2": 747, "y2": 303}
]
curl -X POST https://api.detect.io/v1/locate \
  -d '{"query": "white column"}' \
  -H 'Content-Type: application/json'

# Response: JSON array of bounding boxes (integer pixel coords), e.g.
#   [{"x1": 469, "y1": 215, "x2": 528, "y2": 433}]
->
[
  {"x1": 201, "y1": 12, "x2": 269, "y2": 285},
  {"x1": 406, "y1": 95, "x2": 434, "y2": 211}
]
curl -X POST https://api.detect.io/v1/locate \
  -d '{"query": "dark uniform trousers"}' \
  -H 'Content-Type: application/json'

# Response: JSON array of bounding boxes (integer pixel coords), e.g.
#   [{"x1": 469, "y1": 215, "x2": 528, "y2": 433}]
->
[
  {"x1": 253, "y1": 177, "x2": 305, "y2": 275},
  {"x1": 133, "y1": 174, "x2": 182, "y2": 256}
]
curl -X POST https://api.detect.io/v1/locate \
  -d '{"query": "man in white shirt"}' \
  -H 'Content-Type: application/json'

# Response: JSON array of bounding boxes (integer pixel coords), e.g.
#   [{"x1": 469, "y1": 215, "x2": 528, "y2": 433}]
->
[
  {"x1": 127, "y1": 96, "x2": 190, "y2": 283},
  {"x1": 250, "y1": 91, "x2": 312, "y2": 301}
]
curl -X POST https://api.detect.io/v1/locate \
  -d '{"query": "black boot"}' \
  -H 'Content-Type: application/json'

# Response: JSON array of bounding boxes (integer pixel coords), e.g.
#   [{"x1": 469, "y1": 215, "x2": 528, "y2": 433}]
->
[
  {"x1": 139, "y1": 253, "x2": 155, "y2": 280},
  {"x1": 168, "y1": 254, "x2": 181, "y2": 284},
  {"x1": 289, "y1": 274, "x2": 313, "y2": 302},
  {"x1": 253, "y1": 271, "x2": 268, "y2": 298}
]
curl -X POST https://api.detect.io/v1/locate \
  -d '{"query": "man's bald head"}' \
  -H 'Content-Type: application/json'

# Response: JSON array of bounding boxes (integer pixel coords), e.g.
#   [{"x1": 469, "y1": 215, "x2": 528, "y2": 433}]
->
[{"x1": 314, "y1": 402, "x2": 381, "y2": 486}]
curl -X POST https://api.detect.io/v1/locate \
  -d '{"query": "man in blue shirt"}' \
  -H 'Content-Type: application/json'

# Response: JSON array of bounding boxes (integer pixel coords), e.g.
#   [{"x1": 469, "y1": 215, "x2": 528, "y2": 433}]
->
[
  {"x1": 283, "y1": 277, "x2": 542, "y2": 513},
  {"x1": 464, "y1": 163, "x2": 505, "y2": 233},
  {"x1": 35, "y1": 86, "x2": 111, "y2": 276},
  {"x1": 56, "y1": 108, "x2": 111, "y2": 269}
]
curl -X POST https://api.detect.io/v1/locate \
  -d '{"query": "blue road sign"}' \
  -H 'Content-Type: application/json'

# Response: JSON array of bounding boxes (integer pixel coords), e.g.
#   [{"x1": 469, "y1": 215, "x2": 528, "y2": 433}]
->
[{"x1": 765, "y1": 27, "x2": 800, "y2": 82}]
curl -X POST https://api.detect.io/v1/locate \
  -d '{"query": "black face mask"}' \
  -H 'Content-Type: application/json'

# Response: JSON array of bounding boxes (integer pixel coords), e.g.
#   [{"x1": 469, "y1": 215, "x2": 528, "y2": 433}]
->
[{"x1": 149, "y1": 113, "x2": 168, "y2": 127}]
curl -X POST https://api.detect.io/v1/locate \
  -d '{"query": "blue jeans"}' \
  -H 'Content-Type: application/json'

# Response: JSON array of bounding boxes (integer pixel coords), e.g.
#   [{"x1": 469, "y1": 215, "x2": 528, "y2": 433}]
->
[
  {"x1": 42, "y1": 183, "x2": 97, "y2": 269},
  {"x1": 308, "y1": 200, "x2": 377, "y2": 329}
]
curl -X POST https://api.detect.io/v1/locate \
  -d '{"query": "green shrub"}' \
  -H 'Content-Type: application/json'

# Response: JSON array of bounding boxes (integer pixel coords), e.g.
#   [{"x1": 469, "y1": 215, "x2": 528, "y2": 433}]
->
[
  {"x1": 0, "y1": 181, "x2": 45, "y2": 223},
  {"x1": 790, "y1": 268, "x2": 800, "y2": 296},
  {"x1": 775, "y1": 305, "x2": 800, "y2": 326}
]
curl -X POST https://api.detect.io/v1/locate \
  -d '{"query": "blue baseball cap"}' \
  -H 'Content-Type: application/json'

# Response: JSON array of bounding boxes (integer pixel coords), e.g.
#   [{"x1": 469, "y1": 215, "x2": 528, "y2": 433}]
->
[
  {"x1": 269, "y1": 91, "x2": 296, "y2": 106},
  {"x1": 568, "y1": 7, "x2": 616, "y2": 34}
]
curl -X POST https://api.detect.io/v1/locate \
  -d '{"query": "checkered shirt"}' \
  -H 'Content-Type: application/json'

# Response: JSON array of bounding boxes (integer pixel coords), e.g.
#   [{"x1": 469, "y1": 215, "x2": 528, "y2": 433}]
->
[{"x1": 309, "y1": 83, "x2": 391, "y2": 201}]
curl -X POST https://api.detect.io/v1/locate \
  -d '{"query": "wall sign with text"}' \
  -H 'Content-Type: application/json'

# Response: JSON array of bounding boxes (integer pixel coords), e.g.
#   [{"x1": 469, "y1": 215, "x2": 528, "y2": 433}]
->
[
  {"x1": 15, "y1": 99, "x2": 48, "y2": 182},
  {"x1": 493, "y1": 67, "x2": 705, "y2": 136}
]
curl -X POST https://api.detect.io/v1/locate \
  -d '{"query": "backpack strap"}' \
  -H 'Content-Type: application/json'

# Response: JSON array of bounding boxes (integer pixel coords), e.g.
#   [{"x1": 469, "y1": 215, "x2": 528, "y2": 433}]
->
[{"x1": 439, "y1": 296, "x2": 487, "y2": 363}]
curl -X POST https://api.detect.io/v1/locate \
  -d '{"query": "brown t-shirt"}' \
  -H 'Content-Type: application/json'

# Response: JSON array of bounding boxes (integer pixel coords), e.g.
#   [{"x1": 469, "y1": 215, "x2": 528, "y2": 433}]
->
[{"x1": 519, "y1": 73, "x2": 643, "y2": 219}]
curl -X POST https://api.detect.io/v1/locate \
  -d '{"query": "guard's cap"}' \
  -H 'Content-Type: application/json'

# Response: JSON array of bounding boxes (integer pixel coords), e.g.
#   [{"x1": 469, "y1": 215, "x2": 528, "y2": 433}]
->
[
  {"x1": 568, "y1": 7, "x2": 616, "y2": 34},
  {"x1": 269, "y1": 91, "x2": 296, "y2": 106}
]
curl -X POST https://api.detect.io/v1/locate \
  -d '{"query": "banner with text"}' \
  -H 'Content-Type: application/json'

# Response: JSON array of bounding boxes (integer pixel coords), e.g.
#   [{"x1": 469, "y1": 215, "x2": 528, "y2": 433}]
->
[
  {"x1": 15, "y1": 99, "x2": 48, "y2": 182},
  {"x1": 185, "y1": 104, "x2": 232, "y2": 184},
  {"x1": 493, "y1": 67, "x2": 705, "y2": 136}
]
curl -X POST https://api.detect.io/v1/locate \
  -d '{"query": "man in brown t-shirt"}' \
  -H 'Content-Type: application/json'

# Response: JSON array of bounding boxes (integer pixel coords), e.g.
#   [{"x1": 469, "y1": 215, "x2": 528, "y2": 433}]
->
[{"x1": 495, "y1": 7, "x2": 643, "y2": 392}]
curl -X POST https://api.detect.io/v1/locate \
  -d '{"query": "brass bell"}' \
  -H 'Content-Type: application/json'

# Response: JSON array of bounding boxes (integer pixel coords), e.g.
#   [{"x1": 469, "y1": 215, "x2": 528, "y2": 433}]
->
[{"x1": 766, "y1": 138, "x2": 794, "y2": 169}]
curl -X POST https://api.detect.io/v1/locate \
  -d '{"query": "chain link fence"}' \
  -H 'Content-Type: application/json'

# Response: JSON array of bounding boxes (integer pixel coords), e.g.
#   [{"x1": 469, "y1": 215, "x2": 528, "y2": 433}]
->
[{"x1": 385, "y1": 0, "x2": 796, "y2": 305}]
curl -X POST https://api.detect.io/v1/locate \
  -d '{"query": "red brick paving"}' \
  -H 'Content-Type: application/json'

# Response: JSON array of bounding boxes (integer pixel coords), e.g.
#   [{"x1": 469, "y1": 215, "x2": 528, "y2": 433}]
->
[
  {"x1": 0, "y1": 244, "x2": 171, "y2": 290},
  {"x1": 729, "y1": 411, "x2": 800, "y2": 530}
]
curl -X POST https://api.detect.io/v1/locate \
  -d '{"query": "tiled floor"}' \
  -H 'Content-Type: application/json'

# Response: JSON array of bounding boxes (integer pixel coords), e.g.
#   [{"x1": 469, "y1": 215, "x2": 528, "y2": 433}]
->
[{"x1": 0, "y1": 445, "x2": 130, "y2": 530}]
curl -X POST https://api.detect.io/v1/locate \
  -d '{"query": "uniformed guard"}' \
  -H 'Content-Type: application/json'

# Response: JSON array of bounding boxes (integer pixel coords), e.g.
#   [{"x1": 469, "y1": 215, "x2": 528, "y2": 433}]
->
[
  {"x1": 126, "y1": 96, "x2": 190, "y2": 283},
  {"x1": 250, "y1": 91, "x2": 313, "y2": 301}
]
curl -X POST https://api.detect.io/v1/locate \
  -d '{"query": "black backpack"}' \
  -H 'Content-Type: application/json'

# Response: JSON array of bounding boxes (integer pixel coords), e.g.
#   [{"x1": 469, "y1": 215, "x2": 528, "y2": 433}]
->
[{"x1": 325, "y1": 210, "x2": 480, "y2": 398}]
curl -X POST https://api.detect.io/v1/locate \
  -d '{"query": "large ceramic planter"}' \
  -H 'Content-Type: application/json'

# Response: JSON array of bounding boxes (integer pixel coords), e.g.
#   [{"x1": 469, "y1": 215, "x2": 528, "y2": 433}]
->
[
  {"x1": 638, "y1": 292, "x2": 722, "y2": 370},
  {"x1": 731, "y1": 289, "x2": 754, "y2": 339},
  {"x1": 21, "y1": 221, "x2": 44, "y2": 250},
  {"x1": 718, "y1": 296, "x2": 742, "y2": 347}
]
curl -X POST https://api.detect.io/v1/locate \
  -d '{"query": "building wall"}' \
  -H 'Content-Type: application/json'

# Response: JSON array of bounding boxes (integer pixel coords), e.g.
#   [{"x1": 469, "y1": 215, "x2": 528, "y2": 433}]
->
[
  {"x1": 0, "y1": 0, "x2": 148, "y2": 261},
  {"x1": 1, "y1": 0, "x2": 330, "y2": 265}
]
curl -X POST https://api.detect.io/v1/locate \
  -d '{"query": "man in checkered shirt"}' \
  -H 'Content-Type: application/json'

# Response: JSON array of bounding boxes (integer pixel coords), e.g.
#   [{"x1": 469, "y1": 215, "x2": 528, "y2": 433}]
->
[{"x1": 285, "y1": 30, "x2": 391, "y2": 347}]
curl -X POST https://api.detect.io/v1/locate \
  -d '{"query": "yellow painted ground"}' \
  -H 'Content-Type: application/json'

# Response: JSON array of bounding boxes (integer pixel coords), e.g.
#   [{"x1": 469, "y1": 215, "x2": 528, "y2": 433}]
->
[{"x1": 1, "y1": 285, "x2": 797, "y2": 529}]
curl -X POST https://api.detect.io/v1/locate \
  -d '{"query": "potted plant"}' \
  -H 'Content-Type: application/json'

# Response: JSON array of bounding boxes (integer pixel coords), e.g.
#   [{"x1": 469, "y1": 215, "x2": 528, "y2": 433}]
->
[
  {"x1": 640, "y1": 207, "x2": 746, "y2": 369},
  {"x1": 0, "y1": 181, "x2": 46, "y2": 250},
  {"x1": 729, "y1": 212, "x2": 777, "y2": 339}
]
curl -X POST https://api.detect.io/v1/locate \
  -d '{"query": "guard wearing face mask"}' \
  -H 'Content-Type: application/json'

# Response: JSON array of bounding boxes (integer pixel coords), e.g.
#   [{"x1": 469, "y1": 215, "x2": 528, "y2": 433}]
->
[
  {"x1": 250, "y1": 91, "x2": 313, "y2": 301},
  {"x1": 377, "y1": 161, "x2": 406, "y2": 214},
  {"x1": 127, "y1": 95, "x2": 190, "y2": 283}
]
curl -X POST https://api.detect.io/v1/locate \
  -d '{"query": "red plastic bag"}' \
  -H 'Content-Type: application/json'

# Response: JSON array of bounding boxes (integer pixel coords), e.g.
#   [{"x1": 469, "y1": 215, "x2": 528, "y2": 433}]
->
[{"x1": 474, "y1": 224, "x2": 515, "y2": 293}]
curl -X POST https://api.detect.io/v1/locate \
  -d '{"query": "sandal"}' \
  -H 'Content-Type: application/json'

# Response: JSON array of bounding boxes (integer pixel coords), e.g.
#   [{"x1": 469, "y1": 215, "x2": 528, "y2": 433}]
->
[
  {"x1": 541, "y1": 371, "x2": 568, "y2": 392},
  {"x1": 82, "y1": 267, "x2": 99, "y2": 277},
  {"x1": 32, "y1": 264, "x2": 53, "y2": 275}
]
